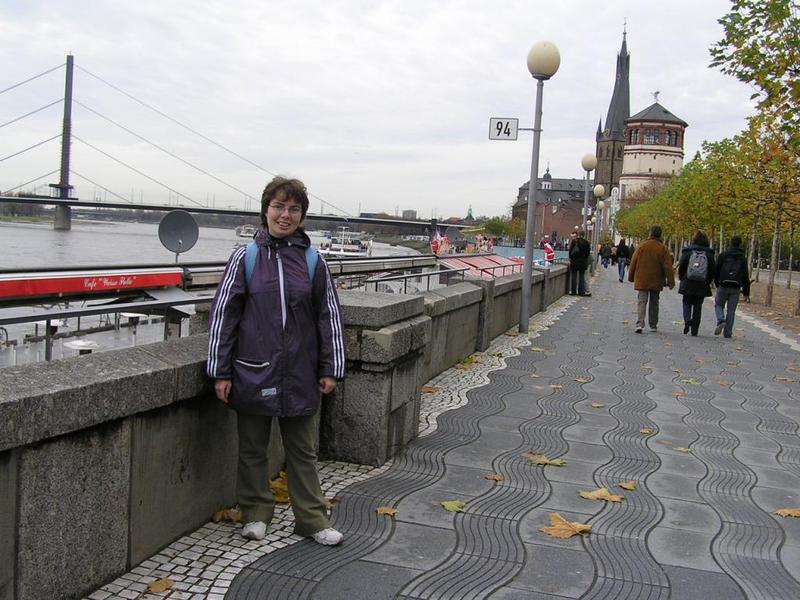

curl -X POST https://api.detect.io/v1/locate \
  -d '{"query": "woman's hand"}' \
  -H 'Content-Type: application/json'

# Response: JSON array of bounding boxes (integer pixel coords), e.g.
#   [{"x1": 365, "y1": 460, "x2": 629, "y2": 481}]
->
[
  {"x1": 215, "y1": 379, "x2": 232, "y2": 404},
  {"x1": 319, "y1": 377, "x2": 337, "y2": 395}
]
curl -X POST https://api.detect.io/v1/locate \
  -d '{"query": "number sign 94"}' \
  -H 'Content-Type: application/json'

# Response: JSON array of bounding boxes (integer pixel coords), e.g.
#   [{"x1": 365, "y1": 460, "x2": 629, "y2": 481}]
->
[{"x1": 489, "y1": 118, "x2": 518, "y2": 141}]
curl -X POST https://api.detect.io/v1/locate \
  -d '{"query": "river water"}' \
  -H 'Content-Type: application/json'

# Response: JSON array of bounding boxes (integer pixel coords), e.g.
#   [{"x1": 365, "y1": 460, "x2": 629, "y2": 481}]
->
[{"x1": 0, "y1": 219, "x2": 412, "y2": 268}]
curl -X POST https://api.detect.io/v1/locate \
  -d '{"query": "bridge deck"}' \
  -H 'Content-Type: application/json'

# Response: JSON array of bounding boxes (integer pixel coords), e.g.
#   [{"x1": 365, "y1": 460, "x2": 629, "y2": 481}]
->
[{"x1": 87, "y1": 267, "x2": 800, "y2": 600}]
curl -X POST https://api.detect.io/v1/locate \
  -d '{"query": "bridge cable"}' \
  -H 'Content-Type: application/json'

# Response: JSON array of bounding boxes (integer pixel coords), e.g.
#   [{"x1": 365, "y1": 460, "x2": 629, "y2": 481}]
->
[
  {"x1": 74, "y1": 99, "x2": 259, "y2": 202},
  {"x1": 2, "y1": 169, "x2": 60, "y2": 195},
  {"x1": 0, "y1": 134, "x2": 61, "y2": 163},
  {"x1": 0, "y1": 99, "x2": 63, "y2": 130},
  {"x1": 75, "y1": 64, "x2": 354, "y2": 217},
  {"x1": 70, "y1": 170, "x2": 133, "y2": 204},
  {"x1": 0, "y1": 63, "x2": 65, "y2": 96},
  {"x1": 72, "y1": 135, "x2": 204, "y2": 207}
]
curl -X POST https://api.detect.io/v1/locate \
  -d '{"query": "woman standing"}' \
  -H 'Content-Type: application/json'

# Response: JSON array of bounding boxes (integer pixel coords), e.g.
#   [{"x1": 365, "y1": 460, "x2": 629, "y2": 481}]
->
[
  {"x1": 207, "y1": 176, "x2": 346, "y2": 545},
  {"x1": 616, "y1": 238, "x2": 631, "y2": 282},
  {"x1": 677, "y1": 230, "x2": 716, "y2": 336}
]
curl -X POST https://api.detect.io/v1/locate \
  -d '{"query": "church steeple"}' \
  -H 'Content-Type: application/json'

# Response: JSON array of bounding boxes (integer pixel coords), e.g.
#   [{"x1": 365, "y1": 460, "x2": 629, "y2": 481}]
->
[
  {"x1": 596, "y1": 118, "x2": 603, "y2": 142},
  {"x1": 601, "y1": 32, "x2": 630, "y2": 142}
]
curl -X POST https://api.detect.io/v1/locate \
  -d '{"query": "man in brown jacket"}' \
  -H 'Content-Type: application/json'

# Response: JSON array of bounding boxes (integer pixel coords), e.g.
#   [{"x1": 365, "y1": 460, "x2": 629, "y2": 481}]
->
[{"x1": 628, "y1": 225, "x2": 675, "y2": 333}]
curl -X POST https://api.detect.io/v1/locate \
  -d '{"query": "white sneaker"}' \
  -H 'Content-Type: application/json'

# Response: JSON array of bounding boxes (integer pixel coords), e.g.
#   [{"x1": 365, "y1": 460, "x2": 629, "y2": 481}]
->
[
  {"x1": 311, "y1": 527, "x2": 343, "y2": 546},
  {"x1": 241, "y1": 521, "x2": 267, "y2": 540}
]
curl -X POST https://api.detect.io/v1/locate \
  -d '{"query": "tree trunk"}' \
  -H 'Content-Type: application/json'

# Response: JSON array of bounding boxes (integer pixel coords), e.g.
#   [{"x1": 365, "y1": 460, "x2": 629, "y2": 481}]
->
[
  {"x1": 788, "y1": 223, "x2": 795, "y2": 289},
  {"x1": 765, "y1": 199, "x2": 783, "y2": 307},
  {"x1": 750, "y1": 205, "x2": 760, "y2": 283}
]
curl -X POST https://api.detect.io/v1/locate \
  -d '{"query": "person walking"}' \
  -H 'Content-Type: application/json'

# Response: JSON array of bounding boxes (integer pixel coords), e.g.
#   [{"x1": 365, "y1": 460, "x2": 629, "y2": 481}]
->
[
  {"x1": 543, "y1": 238, "x2": 555, "y2": 263},
  {"x1": 207, "y1": 176, "x2": 346, "y2": 545},
  {"x1": 713, "y1": 235, "x2": 750, "y2": 338},
  {"x1": 677, "y1": 230, "x2": 716, "y2": 336},
  {"x1": 568, "y1": 229, "x2": 592, "y2": 296},
  {"x1": 628, "y1": 225, "x2": 675, "y2": 333},
  {"x1": 616, "y1": 238, "x2": 631, "y2": 282},
  {"x1": 600, "y1": 243, "x2": 612, "y2": 268}
]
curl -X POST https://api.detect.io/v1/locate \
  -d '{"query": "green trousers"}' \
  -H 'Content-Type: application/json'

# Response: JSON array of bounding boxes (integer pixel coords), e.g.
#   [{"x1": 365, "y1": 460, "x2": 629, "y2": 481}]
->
[{"x1": 236, "y1": 411, "x2": 330, "y2": 536}]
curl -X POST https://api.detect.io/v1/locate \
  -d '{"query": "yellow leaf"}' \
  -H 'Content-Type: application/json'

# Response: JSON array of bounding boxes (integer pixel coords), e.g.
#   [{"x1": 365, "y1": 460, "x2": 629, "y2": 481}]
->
[
  {"x1": 441, "y1": 500, "x2": 466, "y2": 512},
  {"x1": 574, "y1": 377, "x2": 591, "y2": 383},
  {"x1": 484, "y1": 472, "x2": 504, "y2": 481},
  {"x1": 622, "y1": 320, "x2": 630, "y2": 324},
  {"x1": 640, "y1": 427, "x2": 654, "y2": 435},
  {"x1": 674, "y1": 447, "x2": 692, "y2": 453},
  {"x1": 681, "y1": 378, "x2": 701, "y2": 385},
  {"x1": 270, "y1": 472, "x2": 290, "y2": 504},
  {"x1": 788, "y1": 366, "x2": 800, "y2": 372},
  {"x1": 549, "y1": 384, "x2": 563, "y2": 389},
  {"x1": 579, "y1": 487, "x2": 625, "y2": 502},
  {"x1": 324, "y1": 497, "x2": 339, "y2": 508},
  {"x1": 776, "y1": 377, "x2": 797, "y2": 383},
  {"x1": 211, "y1": 508, "x2": 242, "y2": 523},
  {"x1": 674, "y1": 391, "x2": 687, "y2": 397},
  {"x1": 524, "y1": 452, "x2": 566, "y2": 466},
  {"x1": 504, "y1": 332, "x2": 519, "y2": 337},
  {"x1": 530, "y1": 373, "x2": 541, "y2": 378},
  {"x1": 540, "y1": 512, "x2": 592, "y2": 539},
  {"x1": 591, "y1": 402, "x2": 606, "y2": 408},
  {"x1": 664, "y1": 342, "x2": 673, "y2": 347},
  {"x1": 619, "y1": 481, "x2": 637, "y2": 491},
  {"x1": 718, "y1": 380, "x2": 732, "y2": 386},
  {"x1": 671, "y1": 368, "x2": 682, "y2": 373},
  {"x1": 775, "y1": 508, "x2": 800, "y2": 518},
  {"x1": 727, "y1": 361, "x2": 738, "y2": 366},
  {"x1": 530, "y1": 346, "x2": 546, "y2": 352},
  {"x1": 147, "y1": 578, "x2": 174, "y2": 593},
  {"x1": 376, "y1": 506, "x2": 399, "y2": 517},
  {"x1": 421, "y1": 385, "x2": 441, "y2": 393}
]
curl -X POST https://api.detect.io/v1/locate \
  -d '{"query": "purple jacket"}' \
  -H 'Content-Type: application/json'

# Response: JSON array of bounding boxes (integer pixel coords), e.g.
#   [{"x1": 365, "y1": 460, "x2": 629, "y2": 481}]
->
[{"x1": 206, "y1": 228, "x2": 345, "y2": 416}]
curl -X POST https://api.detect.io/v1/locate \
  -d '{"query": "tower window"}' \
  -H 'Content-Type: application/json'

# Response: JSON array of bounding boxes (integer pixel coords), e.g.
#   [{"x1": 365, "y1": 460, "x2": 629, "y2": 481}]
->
[
  {"x1": 644, "y1": 129, "x2": 656, "y2": 144},
  {"x1": 630, "y1": 129, "x2": 639, "y2": 144}
]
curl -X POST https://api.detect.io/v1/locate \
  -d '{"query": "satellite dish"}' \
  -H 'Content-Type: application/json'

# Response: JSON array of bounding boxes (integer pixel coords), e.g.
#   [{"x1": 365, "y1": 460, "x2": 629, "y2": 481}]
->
[{"x1": 158, "y1": 210, "x2": 199, "y2": 262}]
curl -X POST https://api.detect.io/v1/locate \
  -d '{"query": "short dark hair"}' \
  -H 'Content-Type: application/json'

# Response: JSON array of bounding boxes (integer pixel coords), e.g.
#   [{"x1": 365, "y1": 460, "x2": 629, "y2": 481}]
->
[
  {"x1": 649, "y1": 225, "x2": 662, "y2": 239},
  {"x1": 692, "y1": 229, "x2": 710, "y2": 246},
  {"x1": 730, "y1": 235, "x2": 743, "y2": 248},
  {"x1": 260, "y1": 176, "x2": 310, "y2": 228},
  {"x1": 577, "y1": 230, "x2": 585, "y2": 238}
]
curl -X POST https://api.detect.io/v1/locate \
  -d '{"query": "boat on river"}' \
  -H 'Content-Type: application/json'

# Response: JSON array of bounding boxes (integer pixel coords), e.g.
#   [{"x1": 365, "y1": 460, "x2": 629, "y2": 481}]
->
[
  {"x1": 235, "y1": 224, "x2": 257, "y2": 238},
  {"x1": 318, "y1": 227, "x2": 372, "y2": 258}
]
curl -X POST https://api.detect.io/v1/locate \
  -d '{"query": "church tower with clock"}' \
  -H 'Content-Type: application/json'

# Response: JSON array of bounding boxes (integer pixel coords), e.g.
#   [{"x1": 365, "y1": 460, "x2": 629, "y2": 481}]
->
[{"x1": 595, "y1": 31, "x2": 630, "y2": 201}]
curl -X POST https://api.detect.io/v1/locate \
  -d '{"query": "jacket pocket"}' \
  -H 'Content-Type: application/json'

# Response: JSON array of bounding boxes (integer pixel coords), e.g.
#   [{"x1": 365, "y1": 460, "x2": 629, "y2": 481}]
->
[
  {"x1": 235, "y1": 358, "x2": 271, "y2": 368},
  {"x1": 232, "y1": 357, "x2": 280, "y2": 414}
]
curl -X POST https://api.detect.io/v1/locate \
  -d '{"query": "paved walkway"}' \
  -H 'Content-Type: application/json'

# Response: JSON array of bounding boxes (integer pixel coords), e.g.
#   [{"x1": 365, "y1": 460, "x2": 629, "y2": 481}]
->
[{"x1": 87, "y1": 266, "x2": 800, "y2": 600}]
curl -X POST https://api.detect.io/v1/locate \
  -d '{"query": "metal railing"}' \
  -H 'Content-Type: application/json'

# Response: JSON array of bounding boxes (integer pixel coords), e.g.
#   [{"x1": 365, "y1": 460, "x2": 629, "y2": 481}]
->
[{"x1": 363, "y1": 267, "x2": 468, "y2": 294}]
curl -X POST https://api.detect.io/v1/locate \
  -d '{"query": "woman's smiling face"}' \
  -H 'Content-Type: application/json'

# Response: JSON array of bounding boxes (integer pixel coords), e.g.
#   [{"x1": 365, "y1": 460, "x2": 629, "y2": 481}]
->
[{"x1": 265, "y1": 191, "x2": 302, "y2": 238}]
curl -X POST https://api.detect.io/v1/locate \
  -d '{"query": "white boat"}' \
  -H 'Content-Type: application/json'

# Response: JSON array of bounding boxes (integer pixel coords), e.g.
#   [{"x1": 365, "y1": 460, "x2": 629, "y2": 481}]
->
[
  {"x1": 318, "y1": 227, "x2": 372, "y2": 258},
  {"x1": 235, "y1": 224, "x2": 257, "y2": 238}
]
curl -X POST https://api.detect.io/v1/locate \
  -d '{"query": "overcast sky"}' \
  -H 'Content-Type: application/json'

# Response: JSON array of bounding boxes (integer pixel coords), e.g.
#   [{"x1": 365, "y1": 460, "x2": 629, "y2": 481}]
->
[{"x1": 0, "y1": 0, "x2": 754, "y2": 220}]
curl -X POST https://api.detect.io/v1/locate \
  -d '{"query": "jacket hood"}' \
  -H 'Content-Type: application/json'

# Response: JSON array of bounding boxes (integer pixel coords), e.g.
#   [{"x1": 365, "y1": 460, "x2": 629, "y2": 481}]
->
[
  {"x1": 254, "y1": 226, "x2": 311, "y2": 249},
  {"x1": 681, "y1": 244, "x2": 712, "y2": 254},
  {"x1": 724, "y1": 246, "x2": 746, "y2": 257}
]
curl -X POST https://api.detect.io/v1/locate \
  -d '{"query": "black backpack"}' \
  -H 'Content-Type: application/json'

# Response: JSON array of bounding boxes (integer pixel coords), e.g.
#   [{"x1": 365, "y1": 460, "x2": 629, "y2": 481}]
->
[
  {"x1": 719, "y1": 254, "x2": 744, "y2": 286},
  {"x1": 686, "y1": 249, "x2": 709, "y2": 281}
]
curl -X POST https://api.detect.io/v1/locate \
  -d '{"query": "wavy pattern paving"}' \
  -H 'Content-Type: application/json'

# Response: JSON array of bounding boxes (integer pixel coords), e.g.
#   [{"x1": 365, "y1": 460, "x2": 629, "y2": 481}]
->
[
  {"x1": 398, "y1": 324, "x2": 602, "y2": 599},
  {"x1": 227, "y1": 303, "x2": 574, "y2": 599},
  {"x1": 668, "y1": 338, "x2": 800, "y2": 600}
]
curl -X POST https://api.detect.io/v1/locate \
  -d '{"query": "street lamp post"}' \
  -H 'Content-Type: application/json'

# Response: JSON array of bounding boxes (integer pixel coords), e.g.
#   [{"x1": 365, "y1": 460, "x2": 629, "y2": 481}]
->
[
  {"x1": 581, "y1": 154, "x2": 597, "y2": 233},
  {"x1": 519, "y1": 41, "x2": 560, "y2": 334},
  {"x1": 590, "y1": 186, "x2": 604, "y2": 271}
]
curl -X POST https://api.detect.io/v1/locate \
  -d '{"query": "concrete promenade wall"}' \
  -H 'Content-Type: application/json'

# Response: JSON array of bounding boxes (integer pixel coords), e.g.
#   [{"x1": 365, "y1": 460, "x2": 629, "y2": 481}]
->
[{"x1": 0, "y1": 267, "x2": 566, "y2": 600}]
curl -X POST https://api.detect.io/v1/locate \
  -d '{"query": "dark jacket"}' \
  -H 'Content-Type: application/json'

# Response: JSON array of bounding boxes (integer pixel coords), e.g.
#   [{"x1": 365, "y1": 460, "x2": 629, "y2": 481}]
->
[
  {"x1": 207, "y1": 228, "x2": 346, "y2": 417},
  {"x1": 678, "y1": 244, "x2": 716, "y2": 297},
  {"x1": 714, "y1": 246, "x2": 751, "y2": 296},
  {"x1": 568, "y1": 237, "x2": 591, "y2": 270},
  {"x1": 629, "y1": 237, "x2": 675, "y2": 291},
  {"x1": 616, "y1": 242, "x2": 630, "y2": 261}
]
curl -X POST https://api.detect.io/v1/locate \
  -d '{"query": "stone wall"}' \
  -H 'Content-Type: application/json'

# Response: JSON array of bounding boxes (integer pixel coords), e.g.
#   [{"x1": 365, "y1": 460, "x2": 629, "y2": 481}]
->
[{"x1": 0, "y1": 269, "x2": 566, "y2": 600}]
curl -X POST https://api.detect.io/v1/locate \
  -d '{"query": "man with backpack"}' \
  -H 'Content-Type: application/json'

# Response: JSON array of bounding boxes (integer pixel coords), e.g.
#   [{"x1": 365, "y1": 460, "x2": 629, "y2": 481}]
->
[{"x1": 713, "y1": 235, "x2": 751, "y2": 338}]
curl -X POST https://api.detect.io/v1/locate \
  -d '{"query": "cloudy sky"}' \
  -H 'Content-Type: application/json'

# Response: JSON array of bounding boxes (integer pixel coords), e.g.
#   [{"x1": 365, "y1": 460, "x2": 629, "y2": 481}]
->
[{"x1": 0, "y1": 0, "x2": 753, "y2": 220}]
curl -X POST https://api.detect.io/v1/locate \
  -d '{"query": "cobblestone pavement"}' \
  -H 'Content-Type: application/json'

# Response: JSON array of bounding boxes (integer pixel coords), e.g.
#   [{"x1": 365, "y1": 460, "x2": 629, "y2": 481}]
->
[{"x1": 89, "y1": 266, "x2": 800, "y2": 599}]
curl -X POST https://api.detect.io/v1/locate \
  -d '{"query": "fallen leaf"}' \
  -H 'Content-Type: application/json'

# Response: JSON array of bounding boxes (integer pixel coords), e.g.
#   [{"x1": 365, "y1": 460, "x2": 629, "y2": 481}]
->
[
  {"x1": 549, "y1": 384, "x2": 563, "y2": 389},
  {"x1": 674, "y1": 391, "x2": 687, "y2": 397},
  {"x1": 674, "y1": 447, "x2": 693, "y2": 453},
  {"x1": 591, "y1": 402, "x2": 606, "y2": 408},
  {"x1": 775, "y1": 508, "x2": 800, "y2": 518},
  {"x1": 776, "y1": 377, "x2": 797, "y2": 383},
  {"x1": 147, "y1": 578, "x2": 174, "y2": 593},
  {"x1": 270, "y1": 472, "x2": 290, "y2": 504},
  {"x1": 574, "y1": 377, "x2": 591, "y2": 383},
  {"x1": 619, "y1": 481, "x2": 637, "y2": 491},
  {"x1": 441, "y1": 500, "x2": 466, "y2": 512},
  {"x1": 735, "y1": 347, "x2": 745, "y2": 352},
  {"x1": 727, "y1": 361, "x2": 738, "y2": 366},
  {"x1": 591, "y1": 332, "x2": 600, "y2": 336},
  {"x1": 672, "y1": 321, "x2": 683, "y2": 325},
  {"x1": 682, "y1": 378, "x2": 701, "y2": 385},
  {"x1": 504, "y1": 332, "x2": 519, "y2": 337},
  {"x1": 663, "y1": 342, "x2": 673, "y2": 347},
  {"x1": 540, "y1": 512, "x2": 592, "y2": 539},
  {"x1": 456, "y1": 355, "x2": 479, "y2": 369},
  {"x1": 671, "y1": 368, "x2": 682, "y2": 373},
  {"x1": 530, "y1": 373, "x2": 541, "y2": 378},
  {"x1": 788, "y1": 366, "x2": 800, "y2": 373},
  {"x1": 485, "y1": 472, "x2": 504, "y2": 481},
  {"x1": 622, "y1": 320, "x2": 630, "y2": 324},
  {"x1": 211, "y1": 508, "x2": 242, "y2": 523},
  {"x1": 376, "y1": 506, "x2": 399, "y2": 517},
  {"x1": 421, "y1": 385, "x2": 441, "y2": 393},
  {"x1": 325, "y1": 497, "x2": 339, "y2": 508},
  {"x1": 530, "y1": 346, "x2": 546, "y2": 352},
  {"x1": 524, "y1": 452, "x2": 566, "y2": 466},
  {"x1": 718, "y1": 380, "x2": 732, "y2": 386},
  {"x1": 579, "y1": 487, "x2": 625, "y2": 502},
  {"x1": 640, "y1": 427, "x2": 654, "y2": 435}
]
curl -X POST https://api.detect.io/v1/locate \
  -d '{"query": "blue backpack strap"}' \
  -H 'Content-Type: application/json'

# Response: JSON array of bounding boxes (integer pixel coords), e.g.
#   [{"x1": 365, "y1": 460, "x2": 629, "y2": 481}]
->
[
  {"x1": 244, "y1": 241, "x2": 258, "y2": 285},
  {"x1": 246, "y1": 242, "x2": 318, "y2": 285},
  {"x1": 305, "y1": 246, "x2": 319, "y2": 281}
]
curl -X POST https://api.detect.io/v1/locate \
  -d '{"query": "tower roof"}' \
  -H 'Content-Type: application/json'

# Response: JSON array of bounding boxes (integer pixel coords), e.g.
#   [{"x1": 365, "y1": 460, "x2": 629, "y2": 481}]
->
[
  {"x1": 626, "y1": 102, "x2": 687, "y2": 127},
  {"x1": 599, "y1": 32, "x2": 630, "y2": 142}
]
